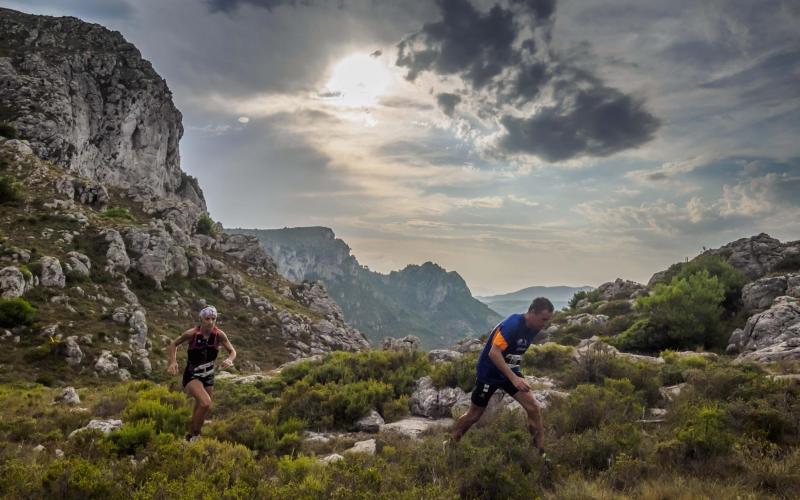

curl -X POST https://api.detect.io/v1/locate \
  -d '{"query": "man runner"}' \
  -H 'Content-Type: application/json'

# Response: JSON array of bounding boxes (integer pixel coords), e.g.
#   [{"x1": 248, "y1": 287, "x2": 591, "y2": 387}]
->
[{"x1": 451, "y1": 297, "x2": 554, "y2": 454}]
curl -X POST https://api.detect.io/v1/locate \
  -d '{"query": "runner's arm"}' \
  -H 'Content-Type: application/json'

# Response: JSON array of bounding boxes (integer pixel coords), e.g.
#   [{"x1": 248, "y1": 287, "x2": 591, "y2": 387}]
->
[
  {"x1": 218, "y1": 331, "x2": 237, "y2": 369},
  {"x1": 166, "y1": 329, "x2": 194, "y2": 375},
  {"x1": 488, "y1": 345, "x2": 530, "y2": 392}
]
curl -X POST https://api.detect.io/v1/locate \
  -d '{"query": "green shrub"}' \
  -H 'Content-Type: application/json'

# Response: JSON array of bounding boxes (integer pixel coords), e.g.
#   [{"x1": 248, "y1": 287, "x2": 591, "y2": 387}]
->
[
  {"x1": 278, "y1": 379, "x2": 395, "y2": 430},
  {"x1": 674, "y1": 404, "x2": 734, "y2": 459},
  {"x1": 0, "y1": 122, "x2": 17, "y2": 139},
  {"x1": 613, "y1": 271, "x2": 726, "y2": 352},
  {"x1": 549, "y1": 379, "x2": 643, "y2": 435},
  {"x1": 382, "y1": 395, "x2": 410, "y2": 422},
  {"x1": 556, "y1": 423, "x2": 645, "y2": 473},
  {"x1": 101, "y1": 207, "x2": 135, "y2": 221},
  {"x1": 209, "y1": 410, "x2": 303, "y2": 455},
  {"x1": 42, "y1": 457, "x2": 123, "y2": 499},
  {"x1": 523, "y1": 342, "x2": 573, "y2": 374},
  {"x1": 674, "y1": 255, "x2": 747, "y2": 313},
  {"x1": 0, "y1": 297, "x2": 36, "y2": 327},
  {"x1": 195, "y1": 214, "x2": 216, "y2": 236},
  {"x1": 0, "y1": 175, "x2": 22, "y2": 203},
  {"x1": 596, "y1": 300, "x2": 633, "y2": 317},
  {"x1": 108, "y1": 421, "x2": 156, "y2": 455},
  {"x1": 569, "y1": 289, "x2": 602, "y2": 309},
  {"x1": 430, "y1": 353, "x2": 477, "y2": 392}
]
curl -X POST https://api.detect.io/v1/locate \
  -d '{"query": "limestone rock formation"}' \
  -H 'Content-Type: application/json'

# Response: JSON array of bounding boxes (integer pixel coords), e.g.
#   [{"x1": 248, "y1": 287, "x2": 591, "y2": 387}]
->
[
  {"x1": 701, "y1": 233, "x2": 800, "y2": 280},
  {"x1": 742, "y1": 274, "x2": 800, "y2": 311},
  {"x1": 0, "y1": 8, "x2": 204, "y2": 208},
  {"x1": 410, "y1": 376, "x2": 467, "y2": 419},
  {"x1": 729, "y1": 296, "x2": 800, "y2": 362}
]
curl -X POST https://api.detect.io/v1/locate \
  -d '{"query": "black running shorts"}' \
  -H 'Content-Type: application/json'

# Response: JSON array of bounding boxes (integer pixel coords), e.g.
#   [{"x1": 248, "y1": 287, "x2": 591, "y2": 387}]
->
[{"x1": 470, "y1": 378, "x2": 518, "y2": 407}]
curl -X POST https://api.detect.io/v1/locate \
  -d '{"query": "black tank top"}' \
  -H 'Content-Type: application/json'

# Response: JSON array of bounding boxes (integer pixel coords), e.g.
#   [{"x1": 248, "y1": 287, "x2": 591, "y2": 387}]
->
[{"x1": 186, "y1": 326, "x2": 221, "y2": 368}]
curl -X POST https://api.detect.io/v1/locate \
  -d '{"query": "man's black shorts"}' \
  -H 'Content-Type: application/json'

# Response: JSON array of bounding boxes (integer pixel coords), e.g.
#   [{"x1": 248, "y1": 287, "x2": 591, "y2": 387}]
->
[{"x1": 470, "y1": 378, "x2": 518, "y2": 407}]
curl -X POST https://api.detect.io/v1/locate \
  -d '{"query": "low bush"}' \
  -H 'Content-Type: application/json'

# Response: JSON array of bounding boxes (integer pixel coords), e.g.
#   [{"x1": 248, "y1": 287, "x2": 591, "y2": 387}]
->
[
  {"x1": 208, "y1": 410, "x2": 303, "y2": 455},
  {"x1": 101, "y1": 207, "x2": 134, "y2": 221},
  {"x1": 549, "y1": 379, "x2": 643, "y2": 435},
  {"x1": 772, "y1": 254, "x2": 800, "y2": 273},
  {"x1": 195, "y1": 214, "x2": 216, "y2": 236},
  {"x1": 430, "y1": 353, "x2": 477, "y2": 392},
  {"x1": 278, "y1": 379, "x2": 395, "y2": 430},
  {"x1": 522, "y1": 342, "x2": 573, "y2": 375},
  {"x1": 0, "y1": 297, "x2": 35, "y2": 328},
  {"x1": 596, "y1": 300, "x2": 633, "y2": 317},
  {"x1": 569, "y1": 289, "x2": 602, "y2": 309},
  {"x1": 108, "y1": 421, "x2": 156, "y2": 455},
  {"x1": 0, "y1": 175, "x2": 22, "y2": 203},
  {"x1": 674, "y1": 404, "x2": 734, "y2": 459}
]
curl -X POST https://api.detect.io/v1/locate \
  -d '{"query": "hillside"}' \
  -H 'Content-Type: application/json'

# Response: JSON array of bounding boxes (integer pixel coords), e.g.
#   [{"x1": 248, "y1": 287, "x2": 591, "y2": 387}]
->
[
  {"x1": 0, "y1": 7, "x2": 799, "y2": 500},
  {"x1": 0, "y1": 8, "x2": 368, "y2": 389},
  {"x1": 228, "y1": 227, "x2": 502, "y2": 348},
  {"x1": 477, "y1": 285, "x2": 593, "y2": 317}
]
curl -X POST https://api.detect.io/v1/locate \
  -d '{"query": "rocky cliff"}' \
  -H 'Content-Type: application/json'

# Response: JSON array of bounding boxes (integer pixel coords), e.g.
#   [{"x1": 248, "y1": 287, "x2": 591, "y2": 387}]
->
[
  {"x1": 0, "y1": 8, "x2": 368, "y2": 385},
  {"x1": 0, "y1": 8, "x2": 204, "y2": 208},
  {"x1": 229, "y1": 227, "x2": 502, "y2": 348}
]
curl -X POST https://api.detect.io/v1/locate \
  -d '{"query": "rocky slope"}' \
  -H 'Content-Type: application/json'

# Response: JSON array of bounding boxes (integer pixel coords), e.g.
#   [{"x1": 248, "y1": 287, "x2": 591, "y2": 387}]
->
[
  {"x1": 228, "y1": 227, "x2": 502, "y2": 348},
  {"x1": 0, "y1": 8, "x2": 368, "y2": 385}
]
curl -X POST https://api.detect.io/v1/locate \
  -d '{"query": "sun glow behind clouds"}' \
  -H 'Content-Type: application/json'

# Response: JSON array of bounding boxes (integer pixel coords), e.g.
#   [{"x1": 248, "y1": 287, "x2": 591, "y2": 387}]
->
[{"x1": 323, "y1": 53, "x2": 394, "y2": 108}]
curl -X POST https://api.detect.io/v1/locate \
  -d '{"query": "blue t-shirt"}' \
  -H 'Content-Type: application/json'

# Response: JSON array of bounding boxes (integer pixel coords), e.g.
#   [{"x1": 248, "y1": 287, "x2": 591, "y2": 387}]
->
[{"x1": 476, "y1": 314, "x2": 540, "y2": 385}]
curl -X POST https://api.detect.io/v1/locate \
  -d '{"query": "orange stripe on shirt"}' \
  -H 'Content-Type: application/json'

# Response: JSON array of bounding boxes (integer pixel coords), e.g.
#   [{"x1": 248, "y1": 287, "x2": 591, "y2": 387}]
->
[{"x1": 492, "y1": 328, "x2": 508, "y2": 351}]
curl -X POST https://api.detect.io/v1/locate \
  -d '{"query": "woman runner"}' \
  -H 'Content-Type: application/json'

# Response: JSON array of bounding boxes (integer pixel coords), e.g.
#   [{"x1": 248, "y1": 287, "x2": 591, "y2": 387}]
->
[{"x1": 167, "y1": 305, "x2": 236, "y2": 441}]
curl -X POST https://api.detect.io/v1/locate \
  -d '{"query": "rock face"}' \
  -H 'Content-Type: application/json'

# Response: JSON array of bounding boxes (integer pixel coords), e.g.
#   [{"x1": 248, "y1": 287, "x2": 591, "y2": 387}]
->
[
  {"x1": 742, "y1": 274, "x2": 800, "y2": 311},
  {"x1": 0, "y1": 8, "x2": 205, "y2": 208},
  {"x1": 596, "y1": 278, "x2": 646, "y2": 300},
  {"x1": 702, "y1": 233, "x2": 800, "y2": 280},
  {"x1": 39, "y1": 256, "x2": 65, "y2": 288},
  {"x1": 229, "y1": 227, "x2": 501, "y2": 349},
  {"x1": 729, "y1": 296, "x2": 800, "y2": 362},
  {"x1": 0, "y1": 266, "x2": 27, "y2": 297}
]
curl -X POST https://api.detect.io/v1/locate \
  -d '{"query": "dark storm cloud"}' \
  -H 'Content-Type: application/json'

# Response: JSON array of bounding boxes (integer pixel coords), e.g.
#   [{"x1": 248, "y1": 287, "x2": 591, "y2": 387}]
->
[
  {"x1": 396, "y1": 0, "x2": 520, "y2": 89},
  {"x1": 396, "y1": 0, "x2": 660, "y2": 162},
  {"x1": 436, "y1": 92, "x2": 461, "y2": 116}
]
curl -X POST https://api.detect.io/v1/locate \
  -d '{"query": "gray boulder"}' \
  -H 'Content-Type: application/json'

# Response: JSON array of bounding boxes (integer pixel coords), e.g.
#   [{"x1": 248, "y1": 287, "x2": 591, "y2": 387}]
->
[
  {"x1": 383, "y1": 336, "x2": 421, "y2": 352},
  {"x1": 454, "y1": 337, "x2": 484, "y2": 353},
  {"x1": 410, "y1": 376, "x2": 468, "y2": 418},
  {"x1": 0, "y1": 266, "x2": 26, "y2": 297},
  {"x1": 69, "y1": 419, "x2": 123, "y2": 438},
  {"x1": 355, "y1": 409, "x2": 384, "y2": 433},
  {"x1": 57, "y1": 336, "x2": 84, "y2": 366},
  {"x1": 55, "y1": 387, "x2": 81, "y2": 405},
  {"x1": 379, "y1": 417, "x2": 453, "y2": 439},
  {"x1": 344, "y1": 439, "x2": 376, "y2": 455},
  {"x1": 63, "y1": 251, "x2": 91, "y2": 279},
  {"x1": 39, "y1": 256, "x2": 65, "y2": 288},
  {"x1": 702, "y1": 233, "x2": 799, "y2": 280},
  {"x1": 94, "y1": 350, "x2": 119, "y2": 375},
  {"x1": 101, "y1": 229, "x2": 131, "y2": 274},
  {"x1": 566, "y1": 313, "x2": 609, "y2": 328},
  {"x1": 428, "y1": 349, "x2": 464, "y2": 363}
]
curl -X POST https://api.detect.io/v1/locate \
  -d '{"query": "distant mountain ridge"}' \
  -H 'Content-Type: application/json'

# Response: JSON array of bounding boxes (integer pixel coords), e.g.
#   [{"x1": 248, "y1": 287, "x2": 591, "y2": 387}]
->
[
  {"x1": 227, "y1": 227, "x2": 502, "y2": 348},
  {"x1": 477, "y1": 285, "x2": 594, "y2": 317}
]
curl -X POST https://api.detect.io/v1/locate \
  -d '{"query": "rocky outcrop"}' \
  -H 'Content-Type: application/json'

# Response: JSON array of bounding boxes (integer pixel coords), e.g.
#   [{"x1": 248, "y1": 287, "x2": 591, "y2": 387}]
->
[
  {"x1": 428, "y1": 349, "x2": 463, "y2": 363},
  {"x1": 574, "y1": 337, "x2": 664, "y2": 365},
  {"x1": 567, "y1": 313, "x2": 609, "y2": 328},
  {"x1": 0, "y1": 8, "x2": 204, "y2": 209},
  {"x1": 55, "y1": 387, "x2": 80, "y2": 405},
  {"x1": 701, "y1": 233, "x2": 800, "y2": 280},
  {"x1": 742, "y1": 274, "x2": 800, "y2": 311},
  {"x1": 63, "y1": 251, "x2": 91, "y2": 279},
  {"x1": 57, "y1": 336, "x2": 84, "y2": 366},
  {"x1": 454, "y1": 337, "x2": 484, "y2": 353},
  {"x1": 596, "y1": 278, "x2": 646, "y2": 301},
  {"x1": 728, "y1": 296, "x2": 800, "y2": 362}
]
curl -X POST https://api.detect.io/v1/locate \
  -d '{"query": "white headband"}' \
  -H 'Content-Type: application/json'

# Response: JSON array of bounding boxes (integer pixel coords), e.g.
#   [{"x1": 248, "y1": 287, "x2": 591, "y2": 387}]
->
[{"x1": 199, "y1": 305, "x2": 217, "y2": 319}]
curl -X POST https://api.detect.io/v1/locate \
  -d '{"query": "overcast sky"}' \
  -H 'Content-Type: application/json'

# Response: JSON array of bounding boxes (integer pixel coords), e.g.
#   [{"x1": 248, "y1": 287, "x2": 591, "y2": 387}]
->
[{"x1": 4, "y1": 0, "x2": 799, "y2": 295}]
